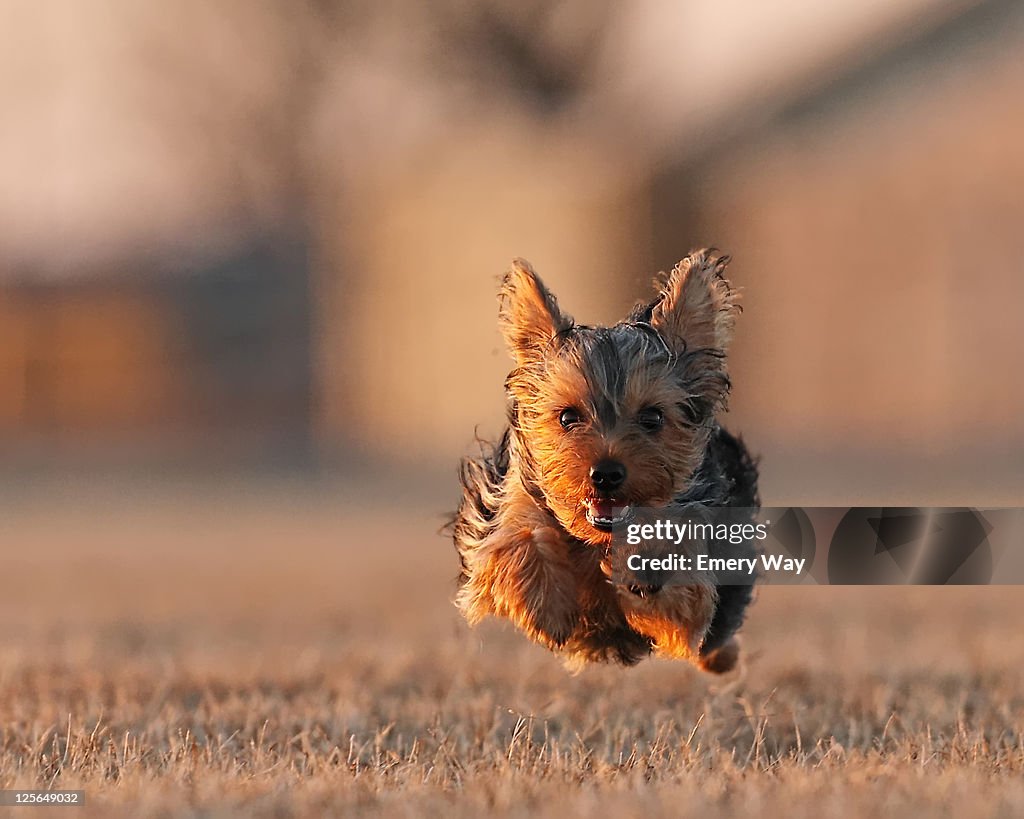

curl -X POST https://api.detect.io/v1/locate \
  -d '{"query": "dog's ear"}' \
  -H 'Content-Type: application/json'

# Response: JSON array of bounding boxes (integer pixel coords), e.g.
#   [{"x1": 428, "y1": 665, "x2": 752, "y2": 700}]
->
[
  {"x1": 499, "y1": 259, "x2": 572, "y2": 366},
  {"x1": 650, "y1": 250, "x2": 738, "y2": 354}
]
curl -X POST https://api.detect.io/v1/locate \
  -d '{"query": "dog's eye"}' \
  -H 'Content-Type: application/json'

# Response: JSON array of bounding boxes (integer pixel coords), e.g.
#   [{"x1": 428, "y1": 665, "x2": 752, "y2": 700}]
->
[
  {"x1": 559, "y1": 408, "x2": 582, "y2": 429},
  {"x1": 679, "y1": 397, "x2": 711, "y2": 426},
  {"x1": 637, "y1": 407, "x2": 664, "y2": 433}
]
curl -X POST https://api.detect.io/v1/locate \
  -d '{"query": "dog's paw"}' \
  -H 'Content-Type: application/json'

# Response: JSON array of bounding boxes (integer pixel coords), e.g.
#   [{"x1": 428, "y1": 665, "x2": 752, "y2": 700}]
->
[
  {"x1": 698, "y1": 636, "x2": 742, "y2": 674},
  {"x1": 521, "y1": 586, "x2": 578, "y2": 648},
  {"x1": 531, "y1": 610, "x2": 577, "y2": 648}
]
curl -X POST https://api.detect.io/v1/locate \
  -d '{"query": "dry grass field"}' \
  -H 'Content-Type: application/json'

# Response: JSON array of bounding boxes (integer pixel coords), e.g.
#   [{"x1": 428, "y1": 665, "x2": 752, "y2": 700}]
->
[{"x1": 1, "y1": 479, "x2": 1022, "y2": 818}]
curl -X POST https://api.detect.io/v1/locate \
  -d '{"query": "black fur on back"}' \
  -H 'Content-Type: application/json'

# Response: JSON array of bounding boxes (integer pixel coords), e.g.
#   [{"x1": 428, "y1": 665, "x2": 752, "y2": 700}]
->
[{"x1": 678, "y1": 426, "x2": 760, "y2": 656}]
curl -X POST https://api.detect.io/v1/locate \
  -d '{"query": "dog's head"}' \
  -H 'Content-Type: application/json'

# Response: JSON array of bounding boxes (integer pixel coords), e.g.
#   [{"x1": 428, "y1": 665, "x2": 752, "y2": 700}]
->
[{"x1": 499, "y1": 250, "x2": 739, "y2": 546}]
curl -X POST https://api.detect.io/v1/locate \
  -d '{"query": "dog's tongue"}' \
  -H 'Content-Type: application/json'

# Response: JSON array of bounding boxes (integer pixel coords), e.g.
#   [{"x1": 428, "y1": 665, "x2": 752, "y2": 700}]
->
[{"x1": 592, "y1": 500, "x2": 619, "y2": 518}]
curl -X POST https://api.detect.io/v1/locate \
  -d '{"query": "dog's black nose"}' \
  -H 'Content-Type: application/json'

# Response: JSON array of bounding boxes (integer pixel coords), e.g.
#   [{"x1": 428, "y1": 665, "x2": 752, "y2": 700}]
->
[{"x1": 590, "y1": 460, "x2": 626, "y2": 493}]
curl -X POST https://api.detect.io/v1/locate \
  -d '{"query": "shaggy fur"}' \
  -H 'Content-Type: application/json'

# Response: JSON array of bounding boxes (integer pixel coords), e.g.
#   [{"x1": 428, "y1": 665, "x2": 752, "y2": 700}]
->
[{"x1": 451, "y1": 250, "x2": 759, "y2": 672}]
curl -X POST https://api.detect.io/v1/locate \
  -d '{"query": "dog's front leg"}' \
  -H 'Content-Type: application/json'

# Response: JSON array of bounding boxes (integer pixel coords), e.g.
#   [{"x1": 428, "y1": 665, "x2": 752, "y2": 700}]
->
[{"x1": 456, "y1": 514, "x2": 580, "y2": 650}]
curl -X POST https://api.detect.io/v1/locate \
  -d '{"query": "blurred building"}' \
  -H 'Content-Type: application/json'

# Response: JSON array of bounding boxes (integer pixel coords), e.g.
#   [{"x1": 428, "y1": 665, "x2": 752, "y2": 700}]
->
[{"x1": 0, "y1": 0, "x2": 1021, "y2": 500}]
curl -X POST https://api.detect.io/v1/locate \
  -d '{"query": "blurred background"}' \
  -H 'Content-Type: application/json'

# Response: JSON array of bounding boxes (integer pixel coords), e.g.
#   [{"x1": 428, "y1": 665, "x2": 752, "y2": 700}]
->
[
  {"x1": 3, "y1": 9, "x2": 1024, "y2": 813},
  {"x1": 2, "y1": 0, "x2": 1023, "y2": 506}
]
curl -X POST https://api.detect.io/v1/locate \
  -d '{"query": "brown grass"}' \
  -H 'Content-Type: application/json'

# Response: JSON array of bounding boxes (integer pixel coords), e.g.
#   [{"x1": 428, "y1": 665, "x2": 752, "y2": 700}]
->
[{"x1": 1, "y1": 483, "x2": 1022, "y2": 817}]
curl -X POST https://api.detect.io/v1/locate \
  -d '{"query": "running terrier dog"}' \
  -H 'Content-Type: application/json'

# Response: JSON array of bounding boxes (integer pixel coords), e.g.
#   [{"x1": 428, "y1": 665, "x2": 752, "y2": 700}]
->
[{"x1": 451, "y1": 250, "x2": 759, "y2": 672}]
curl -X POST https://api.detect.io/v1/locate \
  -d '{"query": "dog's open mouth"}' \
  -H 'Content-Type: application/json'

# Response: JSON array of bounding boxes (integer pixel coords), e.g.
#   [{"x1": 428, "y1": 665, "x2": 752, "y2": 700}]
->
[{"x1": 584, "y1": 499, "x2": 632, "y2": 531}]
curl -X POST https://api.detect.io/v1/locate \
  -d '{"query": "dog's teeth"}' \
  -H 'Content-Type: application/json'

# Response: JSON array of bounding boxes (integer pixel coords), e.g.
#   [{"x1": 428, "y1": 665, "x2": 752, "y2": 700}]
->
[{"x1": 586, "y1": 503, "x2": 632, "y2": 529}]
